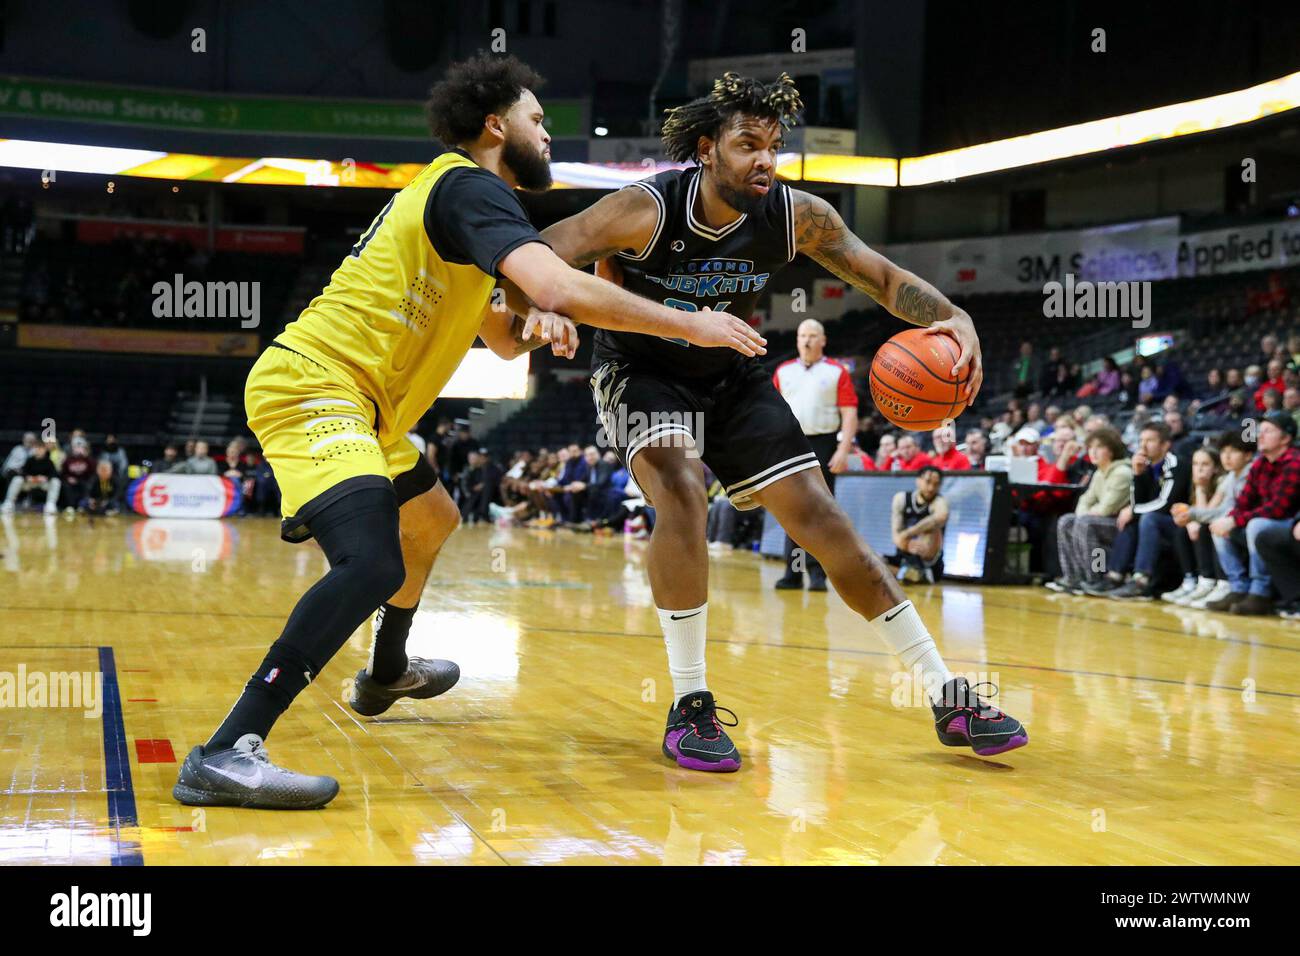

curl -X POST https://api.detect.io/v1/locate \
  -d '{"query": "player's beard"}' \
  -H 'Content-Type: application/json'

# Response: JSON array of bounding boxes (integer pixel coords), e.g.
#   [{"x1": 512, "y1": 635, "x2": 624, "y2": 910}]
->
[
  {"x1": 503, "y1": 132, "x2": 552, "y2": 191},
  {"x1": 710, "y1": 152, "x2": 767, "y2": 215}
]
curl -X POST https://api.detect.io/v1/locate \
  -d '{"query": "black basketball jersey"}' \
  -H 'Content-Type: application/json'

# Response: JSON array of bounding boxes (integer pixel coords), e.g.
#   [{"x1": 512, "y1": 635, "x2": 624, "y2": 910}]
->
[
  {"x1": 592, "y1": 166, "x2": 796, "y2": 380},
  {"x1": 901, "y1": 490, "x2": 935, "y2": 531}
]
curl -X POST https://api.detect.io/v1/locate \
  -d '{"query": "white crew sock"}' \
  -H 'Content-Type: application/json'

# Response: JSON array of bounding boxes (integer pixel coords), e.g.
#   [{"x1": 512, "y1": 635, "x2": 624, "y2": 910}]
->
[
  {"x1": 869, "y1": 600, "x2": 953, "y2": 706},
  {"x1": 657, "y1": 603, "x2": 709, "y2": 705}
]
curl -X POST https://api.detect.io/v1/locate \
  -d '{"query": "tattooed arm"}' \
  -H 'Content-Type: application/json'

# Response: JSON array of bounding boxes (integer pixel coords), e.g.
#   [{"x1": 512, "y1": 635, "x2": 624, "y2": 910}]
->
[
  {"x1": 478, "y1": 278, "x2": 578, "y2": 360},
  {"x1": 540, "y1": 186, "x2": 659, "y2": 268},
  {"x1": 792, "y1": 189, "x2": 983, "y2": 400}
]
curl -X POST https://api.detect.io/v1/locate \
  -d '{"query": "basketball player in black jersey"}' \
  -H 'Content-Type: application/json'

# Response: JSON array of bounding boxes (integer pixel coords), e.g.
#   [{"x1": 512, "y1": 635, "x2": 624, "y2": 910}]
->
[{"x1": 539, "y1": 73, "x2": 1027, "y2": 768}]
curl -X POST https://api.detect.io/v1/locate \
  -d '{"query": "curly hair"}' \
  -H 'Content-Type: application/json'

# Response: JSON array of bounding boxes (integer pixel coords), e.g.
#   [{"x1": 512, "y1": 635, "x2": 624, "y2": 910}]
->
[
  {"x1": 660, "y1": 72, "x2": 803, "y2": 163},
  {"x1": 425, "y1": 52, "x2": 545, "y2": 146}
]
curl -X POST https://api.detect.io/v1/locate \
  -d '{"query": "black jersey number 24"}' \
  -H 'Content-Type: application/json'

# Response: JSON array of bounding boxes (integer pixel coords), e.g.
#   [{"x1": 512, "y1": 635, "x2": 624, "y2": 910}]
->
[{"x1": 350, "y1": 197, "x2": 396, "y2": 258}]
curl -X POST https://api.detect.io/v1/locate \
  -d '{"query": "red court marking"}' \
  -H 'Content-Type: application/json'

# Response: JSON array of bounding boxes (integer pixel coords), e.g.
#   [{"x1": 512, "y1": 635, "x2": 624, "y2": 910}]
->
[
  {"x1": 127, "y1": 698, "x2": 157, "y2": 702},
  {"x1": 135, "y1": 739, "x2": 176, "y2": 763}
]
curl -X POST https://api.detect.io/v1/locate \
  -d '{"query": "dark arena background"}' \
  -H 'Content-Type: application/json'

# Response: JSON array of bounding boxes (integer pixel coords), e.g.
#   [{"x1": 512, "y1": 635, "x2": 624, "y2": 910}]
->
[{"x1": 0, "y1": 0, "x2": 1293, "y2": 929}]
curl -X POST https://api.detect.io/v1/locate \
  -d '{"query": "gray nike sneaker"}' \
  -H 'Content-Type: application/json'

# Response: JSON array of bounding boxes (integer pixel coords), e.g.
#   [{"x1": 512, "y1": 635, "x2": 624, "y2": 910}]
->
[
  {"x1": 349, "y1": 658, "x2": 461, "y2": 717},
  {"x1": 172, "y1": 734, "x2": 339, "y2": 810}
]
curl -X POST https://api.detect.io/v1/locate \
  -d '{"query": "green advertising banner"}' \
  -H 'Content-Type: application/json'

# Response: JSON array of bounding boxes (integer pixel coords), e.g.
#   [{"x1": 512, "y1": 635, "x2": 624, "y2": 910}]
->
[{"x1": 0, "y1": 75, "x2": 585, "y2": 139}]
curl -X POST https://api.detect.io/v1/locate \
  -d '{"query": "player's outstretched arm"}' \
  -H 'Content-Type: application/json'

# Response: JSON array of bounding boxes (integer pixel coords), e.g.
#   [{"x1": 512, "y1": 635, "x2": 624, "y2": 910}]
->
[
  {"x1": 499, "y1": 239, "x2": 767, "y2": 357},
  {"x1": 792, "y1": 189, "x2": 982, "y2": 400},
  {"x1": 478, "y1": 280, "x2": 579, "y2": 360}
]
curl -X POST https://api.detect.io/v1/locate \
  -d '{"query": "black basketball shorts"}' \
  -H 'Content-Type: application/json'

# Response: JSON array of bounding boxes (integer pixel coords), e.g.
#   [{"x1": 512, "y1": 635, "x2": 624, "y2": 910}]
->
[{"x1": 590, "y1": 359, "x2": 821, "y2": 511}]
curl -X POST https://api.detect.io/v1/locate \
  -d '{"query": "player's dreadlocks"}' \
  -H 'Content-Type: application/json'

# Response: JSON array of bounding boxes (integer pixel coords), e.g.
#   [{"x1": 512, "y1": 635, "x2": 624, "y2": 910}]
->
[{"x1": 660, "y1": 72, "x2": 803, "y2": 163}]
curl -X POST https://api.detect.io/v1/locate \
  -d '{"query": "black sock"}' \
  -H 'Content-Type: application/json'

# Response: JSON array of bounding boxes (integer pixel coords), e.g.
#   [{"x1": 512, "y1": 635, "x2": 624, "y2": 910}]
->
[
  {"x1": 205, "y1": 487, "x2": 404, "y2": 752},
  {"x1": 368, "y1": 602, "x2": 418, "y2": 684}
]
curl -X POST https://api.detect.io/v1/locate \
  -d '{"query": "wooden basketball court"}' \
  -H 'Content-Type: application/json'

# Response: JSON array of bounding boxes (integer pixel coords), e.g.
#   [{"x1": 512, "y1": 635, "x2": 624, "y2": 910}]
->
[{"x1": 1, "y1": 512, "x2": 1295, "y2": 865}]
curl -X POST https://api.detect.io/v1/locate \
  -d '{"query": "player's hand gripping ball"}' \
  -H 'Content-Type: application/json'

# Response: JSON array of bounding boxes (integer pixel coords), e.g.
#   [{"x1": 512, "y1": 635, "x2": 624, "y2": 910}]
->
[{"x1": 869, "y1": 328, "x2": 969, "y2": 430}]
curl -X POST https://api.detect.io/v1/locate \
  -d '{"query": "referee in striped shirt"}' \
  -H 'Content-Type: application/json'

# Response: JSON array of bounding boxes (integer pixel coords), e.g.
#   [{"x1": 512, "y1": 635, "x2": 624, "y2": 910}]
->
[{"x1": 771, "y1": 319, "x2": 859, "y2": 591}]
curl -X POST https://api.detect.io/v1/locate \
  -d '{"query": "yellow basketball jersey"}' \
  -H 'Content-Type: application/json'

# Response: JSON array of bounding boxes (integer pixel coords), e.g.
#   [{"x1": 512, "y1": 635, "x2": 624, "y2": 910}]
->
[{"x1": 276, "y1": 151, "x2": 497, "y2": 445}]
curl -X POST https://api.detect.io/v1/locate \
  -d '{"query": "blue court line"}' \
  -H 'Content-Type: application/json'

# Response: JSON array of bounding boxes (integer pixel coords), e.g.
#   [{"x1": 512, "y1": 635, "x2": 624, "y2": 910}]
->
[{"x1": 99, "y1": 646, "x2": 142, "y2": 866}]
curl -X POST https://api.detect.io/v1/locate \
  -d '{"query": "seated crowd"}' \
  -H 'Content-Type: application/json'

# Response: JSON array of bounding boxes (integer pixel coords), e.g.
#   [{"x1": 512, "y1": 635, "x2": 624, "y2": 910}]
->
[{"x1": 1, "y1": 432, "x2": 281, "y2": 517}]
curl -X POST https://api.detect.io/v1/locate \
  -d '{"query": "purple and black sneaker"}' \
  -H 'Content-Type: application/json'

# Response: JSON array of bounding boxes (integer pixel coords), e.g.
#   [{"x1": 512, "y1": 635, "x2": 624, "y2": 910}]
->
[
  {"x1": 662, "y1": 690, "x2": 741, "y2": 772},
  {"x1": 931, "y1": 677, "x2": 1028, "y2": 757}
]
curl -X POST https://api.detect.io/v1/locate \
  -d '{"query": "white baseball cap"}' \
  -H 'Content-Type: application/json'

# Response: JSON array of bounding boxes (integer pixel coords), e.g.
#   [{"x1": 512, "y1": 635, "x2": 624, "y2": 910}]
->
[{"x1": 1014, "y1": 427, "x2": 1041, "y2": 444}]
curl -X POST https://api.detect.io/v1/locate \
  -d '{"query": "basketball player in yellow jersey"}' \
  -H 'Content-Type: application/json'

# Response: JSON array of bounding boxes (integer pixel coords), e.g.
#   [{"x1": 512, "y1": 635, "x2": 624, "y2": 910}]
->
[{"x1": 174, "y1": 53, "x2": 767, "y2": 811}]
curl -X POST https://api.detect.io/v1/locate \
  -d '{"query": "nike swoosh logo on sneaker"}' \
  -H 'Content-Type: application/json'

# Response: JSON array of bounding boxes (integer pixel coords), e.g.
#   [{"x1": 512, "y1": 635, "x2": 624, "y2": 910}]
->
[
  {"x1": 669, "y1": 611, "x2": 701, "y2": 621},
  {"x1": 205, "y1": 762, "x2": 264, "y2": 789},
  {"x1": 884, "y1": 602, "x2": 912, "y2": 622}
]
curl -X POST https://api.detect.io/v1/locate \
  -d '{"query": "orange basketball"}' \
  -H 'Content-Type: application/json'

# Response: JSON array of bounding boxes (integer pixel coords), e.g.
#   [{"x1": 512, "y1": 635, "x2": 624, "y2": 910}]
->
[{"x1": 869, "y1": 328, "x2": 969, "y2": 430}]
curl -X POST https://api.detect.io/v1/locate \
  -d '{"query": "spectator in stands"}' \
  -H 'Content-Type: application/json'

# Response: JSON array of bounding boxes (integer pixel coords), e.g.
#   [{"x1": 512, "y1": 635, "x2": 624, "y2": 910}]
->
[
  {"x1": 1259, "y1": 388, "x2": 1284, "y2": 414},
  {"x1": 1, "y1": 443, "x2": 60, "y2": 515},
  {"x1": 889, "y1": 465, "x2": 948, "y2": 584},
  {"x1": 43, "y1": 437, "x2": 65, "y2": 473},
  {"x1": 1164, "y1": 410, "x2": 1200, "y2": 461},
  {"x1": 988, "y1": 421, "x2": 1012, "y2": 455},
  {"x1": 82, "y1": 459, "x2": 123, "y2": 516},
  {"x1": 446, "y1": 424, "x2": 475, "y2": 486},
  {"x1": 890, "y1": 435, "x2": 933, "y2": 472},
  {"x1": 1044, "y1": 423, "x2": 1088, "y2": 484},
  {"x1": 855, "y1": 414, "x2": 882, "y2": 458},
  {"x1": 1287, "y1": 333, "x2": 1300, "y2": 372},
  {"x1": 1284, "y1": 387, "x2": 1300, "y2": 431},
  {"x1": 59, "y1": 436, "x2": 96, "y2": 512},
  {"x1": 1160, "y1": 447, "x2": 1225, "y2": 604},
  {"x1": 100, "y1": 434, "x2": 128, "y2": 479},
  {"x1": 1206, "y1": 412, "x2": 1300, "y2": 615},
  {"x1": 1116, "y1": 368, "x2": 1138, "y2": 409},
  {"x1": 177, "y1": 440, "x2": 217, "y2": 475},
  {"x1": 1096, "y1": 357, "x2": 1121, "y2": 397},
  {"x1": 1258, "y1": 333, "x2": 1280, "y2": 371},
  {"x1": 222, "y1": 441, "x2": 247, "y2": 481},
  {"x1": 2, "y1": 432, "x2": 37, "y2": 485},
  {"x1": 1255, "y1": 518, "x2": 1300, "y2": 619},
  {"x1": 1122, "y1": 406, "x2": 1151, "y2": 450},
  {"x1": 1088, "y1": 421, "x2": 1192, "y2": 600},
  {"x1": 1175, "y1": 432, "x2": 1256, "y2": 609},
  {"x1": 875, "y1": 433, "x2": 897, "y2": 471},
  {"x1": 929, "y1": 425, "x2": 970, "y2": 471},
  {"x1": 963, "y1": 429, "x2": 988, "y2": 469},
  {"x1": 1254, "y1": 358, "x2": 1287, "y2": 412},
  {"x1": 1200, "y1": 368, "x2": 1225, "y2": 403},
  {"x1": 248, "y1": 450, "x2": 280, "y2": 516},
  {"x1": 1137, "y1": 364, "x2": 1160, "y2": 405},
  {"x1": 1012, "y1": 341, "x2": 1035, "y2": 399},
  {"x1": 462, "y1": 448, "x2": 503, "y2": 524},
  {"x1": 1024, "y1": 402, "x2": 1047, "y2": 433},
  {"x1": 1039, "y1": 347, "x2": 1067, "y2": 398},
  {"x1": 1047, "y1": 427, "x2": 1132, "y2": 593},
  {"x1": 1083, "y1": 412, "x2": 1111, "y2": 436},
  {"x1": 153, "y1": 444, "x2": 181, "y2": 473},
  {"x1": 183, "y1": 439, "x2": 196, "y2": 460},
  {"x1": 578, "y1": 446, "x2": 614, "y2": 525}
]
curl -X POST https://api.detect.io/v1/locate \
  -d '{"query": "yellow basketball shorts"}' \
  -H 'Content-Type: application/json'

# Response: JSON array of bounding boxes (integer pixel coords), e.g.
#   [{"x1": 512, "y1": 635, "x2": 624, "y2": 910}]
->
[{"x1": 245, "y1": 343, "x2": 437, "y2": 542}]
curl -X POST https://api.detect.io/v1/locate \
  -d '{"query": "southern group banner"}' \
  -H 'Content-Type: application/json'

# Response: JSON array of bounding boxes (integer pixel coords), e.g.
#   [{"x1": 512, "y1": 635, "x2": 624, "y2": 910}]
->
[
  {"x1": 885, "y1": 216, "x2": 1300, "y2": 295},
  {"x1": 126, "y1": 475, "x2": 242, "y2": 519}
]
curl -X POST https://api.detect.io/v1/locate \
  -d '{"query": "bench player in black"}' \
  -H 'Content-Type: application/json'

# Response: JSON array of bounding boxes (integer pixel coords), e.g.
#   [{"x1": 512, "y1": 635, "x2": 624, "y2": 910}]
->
[{"x1": 539, "y1": 73, "x2": 1027, "y2": 768}]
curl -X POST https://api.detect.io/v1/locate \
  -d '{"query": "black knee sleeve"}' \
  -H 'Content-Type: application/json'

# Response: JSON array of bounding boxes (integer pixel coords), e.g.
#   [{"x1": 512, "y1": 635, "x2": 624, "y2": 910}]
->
[{"x1": 262, "y1": 487, "x2": 405, "y2": 679}]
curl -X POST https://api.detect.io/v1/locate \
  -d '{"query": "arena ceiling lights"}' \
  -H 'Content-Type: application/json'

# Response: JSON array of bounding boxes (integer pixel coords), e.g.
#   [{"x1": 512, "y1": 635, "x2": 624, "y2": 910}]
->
[
  {"x1": 4, "y1": 69, "x2": 1297, "y2": 190},
  {"x1": 900, "y1": 68, "x2": 1300, "y2": 186}
]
